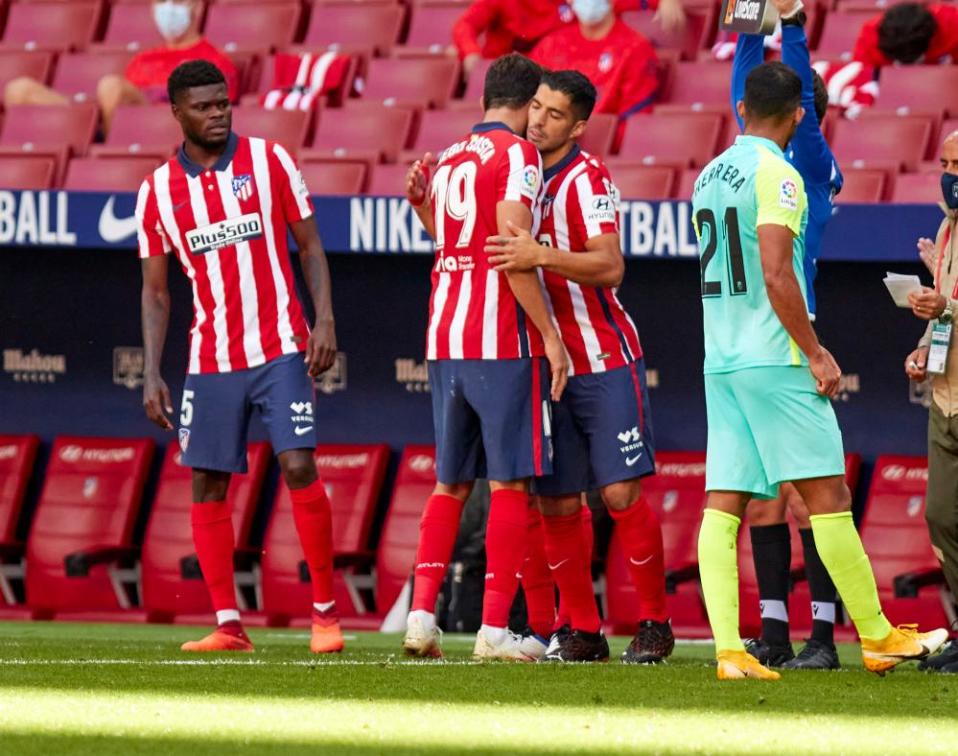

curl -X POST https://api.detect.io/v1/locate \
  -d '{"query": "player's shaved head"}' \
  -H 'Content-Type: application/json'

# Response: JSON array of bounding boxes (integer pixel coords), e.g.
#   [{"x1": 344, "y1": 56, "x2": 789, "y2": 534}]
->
[
  {"x1": 940, "y1": 131, "x2": 958, "y2": 176},
  {"x1": 743, "y1": 62, "x2": 802, "y2": 122},
  {"x1": 482, "y1": 53, "x2": 542, "y2": 111}
]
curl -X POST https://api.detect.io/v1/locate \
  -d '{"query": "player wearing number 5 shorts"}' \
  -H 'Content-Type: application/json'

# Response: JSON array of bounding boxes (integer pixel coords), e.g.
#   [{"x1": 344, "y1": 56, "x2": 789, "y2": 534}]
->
[
  {"x1": 402, "y1": 53, "x2": 570, "y2": 662},
  {"x1": 137, "y1": 61, "x2": 343, "y2": 655},
  {"x1": 692, "y1": 61, "x2": 947, "y2": 681}
]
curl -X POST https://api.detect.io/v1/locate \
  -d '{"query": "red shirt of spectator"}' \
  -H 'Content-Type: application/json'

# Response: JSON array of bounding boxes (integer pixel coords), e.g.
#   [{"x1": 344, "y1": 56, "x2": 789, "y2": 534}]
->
[
  {"x1": 854, "y1": 3, "x2": 958, "y2": 67},
  {"x1": 126, "y1": 39, "x2": 239, "y2": 101},
  {"x1": 530, "y1": 19, "x2": 659, "y2": 117}
]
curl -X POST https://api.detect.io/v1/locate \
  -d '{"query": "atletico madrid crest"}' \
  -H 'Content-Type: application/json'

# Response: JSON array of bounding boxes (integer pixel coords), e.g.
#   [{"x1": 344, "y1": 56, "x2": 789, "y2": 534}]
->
[{"x1": 232, "y1": 174, "x2": 254, "y2": 201}]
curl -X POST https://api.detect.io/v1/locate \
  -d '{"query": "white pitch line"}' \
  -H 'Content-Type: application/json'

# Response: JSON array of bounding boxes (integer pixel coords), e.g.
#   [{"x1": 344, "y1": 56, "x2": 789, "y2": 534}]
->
[{"x1": 0, "y1": 658, "x2": 487, "y2": 667}]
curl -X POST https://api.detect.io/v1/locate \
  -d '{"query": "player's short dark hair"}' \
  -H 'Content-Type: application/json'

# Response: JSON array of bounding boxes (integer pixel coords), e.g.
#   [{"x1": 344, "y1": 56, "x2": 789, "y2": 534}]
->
[
  {"x1": 743, "y1": 62, "x2": 802, "y2": 122},
  {"x1": 812, "y1": 70, "x2": 828, "y2": 125},
  {"x1": 541, "y1": 69, "x2": 597, "y2": 121},
  {"x1": 167, "y1": 59, "x2": 227, "y2": 103},
  {"x1": 483, "y1": 53, "x2": 542, "y2": 110},
  {"x1": 878, "y1": 3, "x2": 937, "y2": 63}
]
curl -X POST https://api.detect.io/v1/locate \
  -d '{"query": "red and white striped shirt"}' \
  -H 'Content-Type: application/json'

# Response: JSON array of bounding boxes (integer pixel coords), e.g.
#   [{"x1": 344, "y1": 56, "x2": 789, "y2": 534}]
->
[
  {"x1": 537, "y1": 147, "x2": 642, "y2": 376},
  {"x1": 426, "y1": 122, "x2": 544, "y2": 361},
  {"x1": 136, "y1": 133, "x2": 313, "y2": 375}
]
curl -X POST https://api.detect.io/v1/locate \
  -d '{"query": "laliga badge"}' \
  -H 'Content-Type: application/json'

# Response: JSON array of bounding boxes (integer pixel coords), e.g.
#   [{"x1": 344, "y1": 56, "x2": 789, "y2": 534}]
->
[
  {"x1": 928, "y1": 321, "x2": 952, "y2": 375},
  {"x1": 720, "y1": 0, "x2": 779, "y2": 35}
]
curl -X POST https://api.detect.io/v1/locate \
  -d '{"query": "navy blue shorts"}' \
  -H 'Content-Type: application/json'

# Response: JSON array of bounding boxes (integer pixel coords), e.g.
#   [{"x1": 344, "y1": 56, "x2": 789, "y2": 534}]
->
[
  {"x1": 428, "y1": 358, "x2": 553, "y2": 485},
  {"x1": 178, "y1": 353, "x2": 316, "y2": 473},
  {"x1": 532, "y1": 359, "x2": 655, "y2": 497}
]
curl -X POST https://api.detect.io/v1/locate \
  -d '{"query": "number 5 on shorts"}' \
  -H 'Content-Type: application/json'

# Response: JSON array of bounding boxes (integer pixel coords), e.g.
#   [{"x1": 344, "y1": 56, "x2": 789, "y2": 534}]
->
[{"x1": 180, "y1": 389, "x2": 195, "y2": 427}]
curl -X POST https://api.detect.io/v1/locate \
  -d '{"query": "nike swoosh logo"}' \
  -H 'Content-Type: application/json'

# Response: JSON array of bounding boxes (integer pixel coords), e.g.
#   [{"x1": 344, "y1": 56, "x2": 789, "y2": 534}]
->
[
  {"x1": 547, "y1": 559, "x2": 569, "y2": 571},
  {"x1": 294, "y1": 426, "x2": 314, "y2": 436},
  {"x1": 98, "y1": 195, "x2": 139, "y2": 243},
  {"x1": 629, "y1": 555, "x2": 653, "y2": 566},
  {"x1": 626, "y1": 453, "x2": 643, "y2": 466}
]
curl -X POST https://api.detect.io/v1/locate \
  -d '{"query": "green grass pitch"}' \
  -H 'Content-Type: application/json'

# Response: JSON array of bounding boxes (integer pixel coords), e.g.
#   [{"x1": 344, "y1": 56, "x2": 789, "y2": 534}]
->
[{"x1": 0, "y1": 621, "x2": 954, "y2": 755}]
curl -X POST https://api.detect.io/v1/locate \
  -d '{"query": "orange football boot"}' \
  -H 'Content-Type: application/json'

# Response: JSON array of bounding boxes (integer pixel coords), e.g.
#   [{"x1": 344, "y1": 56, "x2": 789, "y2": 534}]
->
[
  {"x1": 311, "y1": 606, "x2": 345, "y2": 654},
  {"x1": 181, "y1": 623, "x2": 254, "y2": 653}
]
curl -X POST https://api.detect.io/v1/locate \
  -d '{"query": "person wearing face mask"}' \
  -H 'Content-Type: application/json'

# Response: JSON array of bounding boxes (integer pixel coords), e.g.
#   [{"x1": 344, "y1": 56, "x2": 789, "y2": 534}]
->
[
  {"x1": 3, "y1": 0, "x2": 237, "y2": 134},
  {"x1": 902, "y1": 132, "x2": 958, "y2": 675},
  {"x1": 529, "y1": 0, "x2": 659, "y2": 123},
  {"x1": 854, "y1": 2, "x2": 958, "y2": 67}
]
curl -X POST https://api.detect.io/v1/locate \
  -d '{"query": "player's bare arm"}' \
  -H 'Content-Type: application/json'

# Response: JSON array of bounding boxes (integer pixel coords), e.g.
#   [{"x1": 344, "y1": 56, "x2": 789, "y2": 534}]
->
[
  {"x1": 758, "y1": 223, "x2": 840, "y2": 398},
  {"x1": 485, "y1": 220, "x2": 624, "y2": 289},
  {"x1": 406, "y1": 152, "x2": 436, "y2": 239},
  {"x1": 141, "y1": 255, "x2": 174, "y2": 430},
  {"x1": 292, "y1": 216, "x2": 337, "y2": 378}
]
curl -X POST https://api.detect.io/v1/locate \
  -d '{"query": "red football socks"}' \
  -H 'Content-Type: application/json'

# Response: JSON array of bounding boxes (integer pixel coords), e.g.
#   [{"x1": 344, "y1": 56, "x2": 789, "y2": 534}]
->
[
  {"x1": 609, "y1": 497, "x2": 669, "y2": 623},
  {"x1": 482, "y1": 489, "x2": 530, "y2": 628},
  {"x1": 544, "y1": 510, "x2": 601, "y2": 633},
  {"x1": 411, "y1": 494, "x2": 465, "y2": 613},
  {"x1": 290, "y1": 478, "x2": 335, "y2": 605},
  {"x1": 556, "y1": 505, "x2": 593, "y2": 629},
  {"x1": 191, "y1": 500, "x2": 238, "y2": 612},
  {"x1": 520, "y1": 507, "x2": 556, "y2": 637}
]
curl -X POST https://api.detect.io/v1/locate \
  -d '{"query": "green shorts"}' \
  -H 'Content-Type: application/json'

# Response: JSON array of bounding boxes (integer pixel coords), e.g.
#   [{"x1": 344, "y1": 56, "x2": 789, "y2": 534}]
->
[{"x1": 704, "y1": 365, "x2": 845, "y2": 500}]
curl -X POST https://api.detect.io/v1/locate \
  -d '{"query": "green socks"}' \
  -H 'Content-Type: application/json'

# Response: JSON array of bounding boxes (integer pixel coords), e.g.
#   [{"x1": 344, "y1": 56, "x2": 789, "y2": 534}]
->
[
  {"x1": 698, "y1": 508, "x2": 745, "y2": 653},
  {"x1": 809, "y1": 512, "x2": 892, "y2": 642}
]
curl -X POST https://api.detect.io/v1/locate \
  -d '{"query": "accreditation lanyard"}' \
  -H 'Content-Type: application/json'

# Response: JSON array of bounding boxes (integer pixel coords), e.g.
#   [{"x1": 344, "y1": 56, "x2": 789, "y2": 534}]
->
[{"x1": 930, "y1": 224, "x2": 956, "y2": 374}]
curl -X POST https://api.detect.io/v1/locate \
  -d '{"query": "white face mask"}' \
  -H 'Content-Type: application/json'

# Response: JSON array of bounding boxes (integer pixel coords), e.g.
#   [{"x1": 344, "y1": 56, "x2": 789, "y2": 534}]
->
[
  {"x1": 153, "y1": 0, "x2": 192, "y2": 41},
  {"x1": 571, "y1": 0, "x2": 611, "y2": 24}
]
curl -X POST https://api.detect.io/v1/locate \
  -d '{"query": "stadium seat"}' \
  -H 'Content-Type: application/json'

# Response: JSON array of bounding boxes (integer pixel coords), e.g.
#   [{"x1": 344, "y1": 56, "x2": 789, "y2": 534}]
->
[
  {"x1": 0, "y1": 1, "x2": 103, "y2": 52},
  {"x1": 255, "y1": 52, "x2": 358, "y2": 108},
  {"x1": 310, "y1": 104, "x2": 415, "y2": 165},
  {"x1": 301, "y1": 3, "x2": 406, "y2": 55},
  {"x1": 618, "y1": 112, "x2": 723, "y2": 167},
  {"x1": 365, "y1": 162, "x2": 411, "y2": 196},
  {"x1": 834, "y1": 168, "x2": 887, "y2": 203},
  {"x1": 205, "y1": 3, "x2": 301, "y2": 53},
  {"x1": 375, "y1": 445, "x2": 435, "y2": 620},
  {"x1": 815, "y1": 11, "x2": 874, "y2": 60},
  {"x1": 605, "y1": 451, "x2": 710, "y2": 638},
  {"x1": 676, "y1": 167, "x2": 700, "y2": 199},
  {"x1": 402, "y1": 2, "x2": 461, "y2": 53},
  {"x1": 0, "y1": 435, "x2": 39, "y2": 606},
  {"x1": 300, "y1": 159, "x2": 367, "y2": 195},
  {"x1": 100, "y1": 2, "x2": 167, "y2": 50},
  {"x1": 0, "y1": 103, "x2": 99, "y2": 157},
  {"x1": 830, "y1": 115, "x2": 933, "y2": 172},
  {"x1": 260, "y1": 444, "x2": 390, "y2": 624},
  {"x1": 860, "y1": 455, "x2": 950, "y2": 628},
  {"x1": 579, "y1": 113, "x2": 618, "y2": 159},
  {"x1": 362, "y1": 58, "x2": 459, "y2": 109},
  {"x1": 400, "y1": 108, "x2": 478, "y2": 163},
  {"x1": 50, "y1": 51, "x2": 135, "y2": 102},
  {"x1": 24, "y1": 436, "x2": 153, "y2": 617},
  {"x1": 462, "y1": 57, "x2": 492, "y2": 103},
  {"x1": 608, "y1": 163, "x2": 676, "y2": 200},
  {"x1": 661, "y1": 62, "x2": 734, "y2": 107},
  {"x1": 0, "y1": 155, "x2": 56, "y2": 189},
  {"x1": 0, "y1": 50, "x2": 54, "y2": 93},
  {"x1": 891, "y1": 172, "x2": 942, "y2": 204},
  {"x1": 230, "y1": 107, "x2": 312, "y2": 151},
  {"x1": 876, "y1": 66, "x2": 958, "y2": 119},
  {"x1": 63, "y1": 156, "x2": 163, "y2": 191},
  {"x1": 621, "y1": 7, "x2": 716, "y2": 60},
  {"x1": 90, "y1": 104, "x2": 183, "y2": 158},
  {"x1": 140, "y1": 443, "x2": 271, "y2": 622}
]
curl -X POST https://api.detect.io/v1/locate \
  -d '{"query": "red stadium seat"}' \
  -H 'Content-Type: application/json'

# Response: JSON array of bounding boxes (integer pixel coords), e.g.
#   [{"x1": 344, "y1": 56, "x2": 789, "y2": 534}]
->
[
  {"x1": 24, "y1": 436, "x2": 153, "y2": 616},
  {"x1": 400, "y1": 108, "x2": 479, "y2": 163},
  {"x1": 0, "y1": 1, "x2": 103, "y2": 52},
  {"x1": 51, "y1": 51, "x2": 134, "y2": 101},
  {"x1": 255, "y1": 52, "x2": 358, "y2": 108},
  {"x1": 100, "y1": 2, "x2": 167, "y2": 50},
  {"x1": 462, "y1": 57, "x2": 492, "y2": 103},
  {"x1": 0, "y1": 435, "x2": 39, "y2": 606},
  {"x1": 605, "y1": 451, "x2": 709, "y2": 638},
  {"x1": 91, "y1": 104, "x2": 183, "y2": 158},
  {"x1": 300, "y1": 159, "x2": 367, "y2": 195},
  {"x1": 0, "y1": 103, "x2": 99, "y2": 156},
  {"x1": 676, "y1": 167, "x2": 700, "y2": 199},
  {"x1": 618, "y1": 112, "x2": 722, "y2": 167},
  {"x1": 860, "y1": 455, "x2": 950, "y2": 628},
  {"x1": 362, "y1": 58, "x2": 459, "y2": 109},
  {"x1": 815, "y1": 11, "x2": 873, "y2": 59},
  {"x1": 891, "y1": 172, "x2": 942, "y2": 204},
  {"x1": 365, "y1": 162, "x2": 411, "y2": 195},
  {"x1": 402, "y1": 2, "x2": 461, "y2": 53},
  {"x1": 0, "y1": 155, "x2": 57, "y2": 189},
  {"x1": 835, "y1": 168, "x2": 887, "y2": 203},
  {"x1": 579, "y1": 113, "x2": 618, "y2": 159},
  {"x1": 230, "y1": 107, "x2": 312, "y2": 151},
  {"x1": 140, "y1": 443, "x2": 270, "y2": 622},
  {"x1": 608, "y1": 163, "x2": 676, "y2": 199},
  {"x1": 875, "y1": 65, "x2": 958, "y2": 119},
  {"x1": 661, "y1": 62, "x2": 733, "y2": 107},
  {"x1": 621, "y1": 7, "x2": 716, "y2": 60},
  {"x1": 831, "y1": 115, "x2": 933, "y2": 172},
  {"x1": 375, "y1": 445, "x2": 435, "y2": 619},
  {"x1": 205, "y1": 3, "x2": 301, "y2": 53},
  {"x1": 63, "y1": 156, "x2": 163, "y2": 191},
  {"x1": 311, "y1": 104, "x2": 415, "y2": 164},
  {"x1": 302, "y1": 3, "x2": 405, "y2": 55},
  {"x1": 0, "y1": 50, "x2": 54, "y2": 93},
  {"x1": 260, "y1": 444, "x2": 390, "y2": 624}
]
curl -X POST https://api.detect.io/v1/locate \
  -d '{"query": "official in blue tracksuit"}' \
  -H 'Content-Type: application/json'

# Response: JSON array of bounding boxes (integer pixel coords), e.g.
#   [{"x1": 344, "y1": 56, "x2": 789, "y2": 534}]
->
[{"x1": 731, "y1": 5, "x2": 847, "y2": 672}]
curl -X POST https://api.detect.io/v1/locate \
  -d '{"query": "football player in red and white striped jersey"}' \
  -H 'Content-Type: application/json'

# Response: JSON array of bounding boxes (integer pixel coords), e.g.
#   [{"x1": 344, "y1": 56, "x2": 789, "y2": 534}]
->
[
  {"x1": 138, "y1": 61, "x2": 341, "y2": 654},
  {"x1": 487, "y1": 70, "x2": 674, "y2": 664},
  {"x1": 401, "y1": 54, "x2": 570, "y2": 662}
]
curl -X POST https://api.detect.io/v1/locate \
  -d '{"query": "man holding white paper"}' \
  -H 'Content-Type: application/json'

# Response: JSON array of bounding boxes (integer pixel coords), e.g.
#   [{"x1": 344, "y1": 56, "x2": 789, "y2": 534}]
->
[{"x1": 903, "y1": 131, "x2": 958, "y2": 675}]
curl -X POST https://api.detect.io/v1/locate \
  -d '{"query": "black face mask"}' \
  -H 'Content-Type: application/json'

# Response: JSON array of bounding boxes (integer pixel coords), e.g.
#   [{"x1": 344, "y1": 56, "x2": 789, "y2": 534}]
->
[{"x1": 942, "y1": 173, "x2": 958, "y2": 209}]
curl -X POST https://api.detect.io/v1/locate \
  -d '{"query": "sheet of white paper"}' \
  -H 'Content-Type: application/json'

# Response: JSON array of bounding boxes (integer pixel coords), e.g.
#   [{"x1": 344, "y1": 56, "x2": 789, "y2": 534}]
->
[{"x1": 883, "y1": 273, "x2": 923, "y2": 308}]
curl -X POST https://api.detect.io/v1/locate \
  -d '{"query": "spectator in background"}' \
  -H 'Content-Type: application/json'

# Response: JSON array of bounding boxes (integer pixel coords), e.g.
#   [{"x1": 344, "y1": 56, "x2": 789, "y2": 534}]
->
[
  {"x1": 3, "y1": 0, "x2": 237, "y2": 133},
  {"x1": 903, "y1": 131, "x2": 958, "y2": 675},
  {"x1": 530, "y1": 0, "x2": 659, "y2": 121},
  {"x1": 854, "y1": 2, "x2": 958, "y2": 66},
  {"x1": 453, "y1": 0, "x2": 683, "y2": 77}
]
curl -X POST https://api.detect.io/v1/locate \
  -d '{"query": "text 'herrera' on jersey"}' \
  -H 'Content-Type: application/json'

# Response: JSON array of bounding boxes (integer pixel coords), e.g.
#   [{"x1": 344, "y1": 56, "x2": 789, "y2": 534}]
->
[
  {"x1": 536, "y1": 146, "x2": 643, "y2": 377},
  {"x1": 426, "y1": 121, "x2": 544, "y2": 361},
  {"x1": 136, "y1": 133, "x2": 313, "y2": 375}
]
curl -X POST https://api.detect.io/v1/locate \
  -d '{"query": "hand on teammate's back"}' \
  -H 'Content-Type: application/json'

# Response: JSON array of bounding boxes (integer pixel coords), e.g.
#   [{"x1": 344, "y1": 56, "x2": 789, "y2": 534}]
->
[
  {"x1": 809, "y1": 346, "x2": 842, "y2": 398},
  {"x1": 907, "y1": 287, "x2": 948, "y2": 320},
  {"x1": 143, "y1": 376, "x2": 174, "y2": 431},
  {"x1": 905, "y1": 346, "x2": 930, "y2": 382}
]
